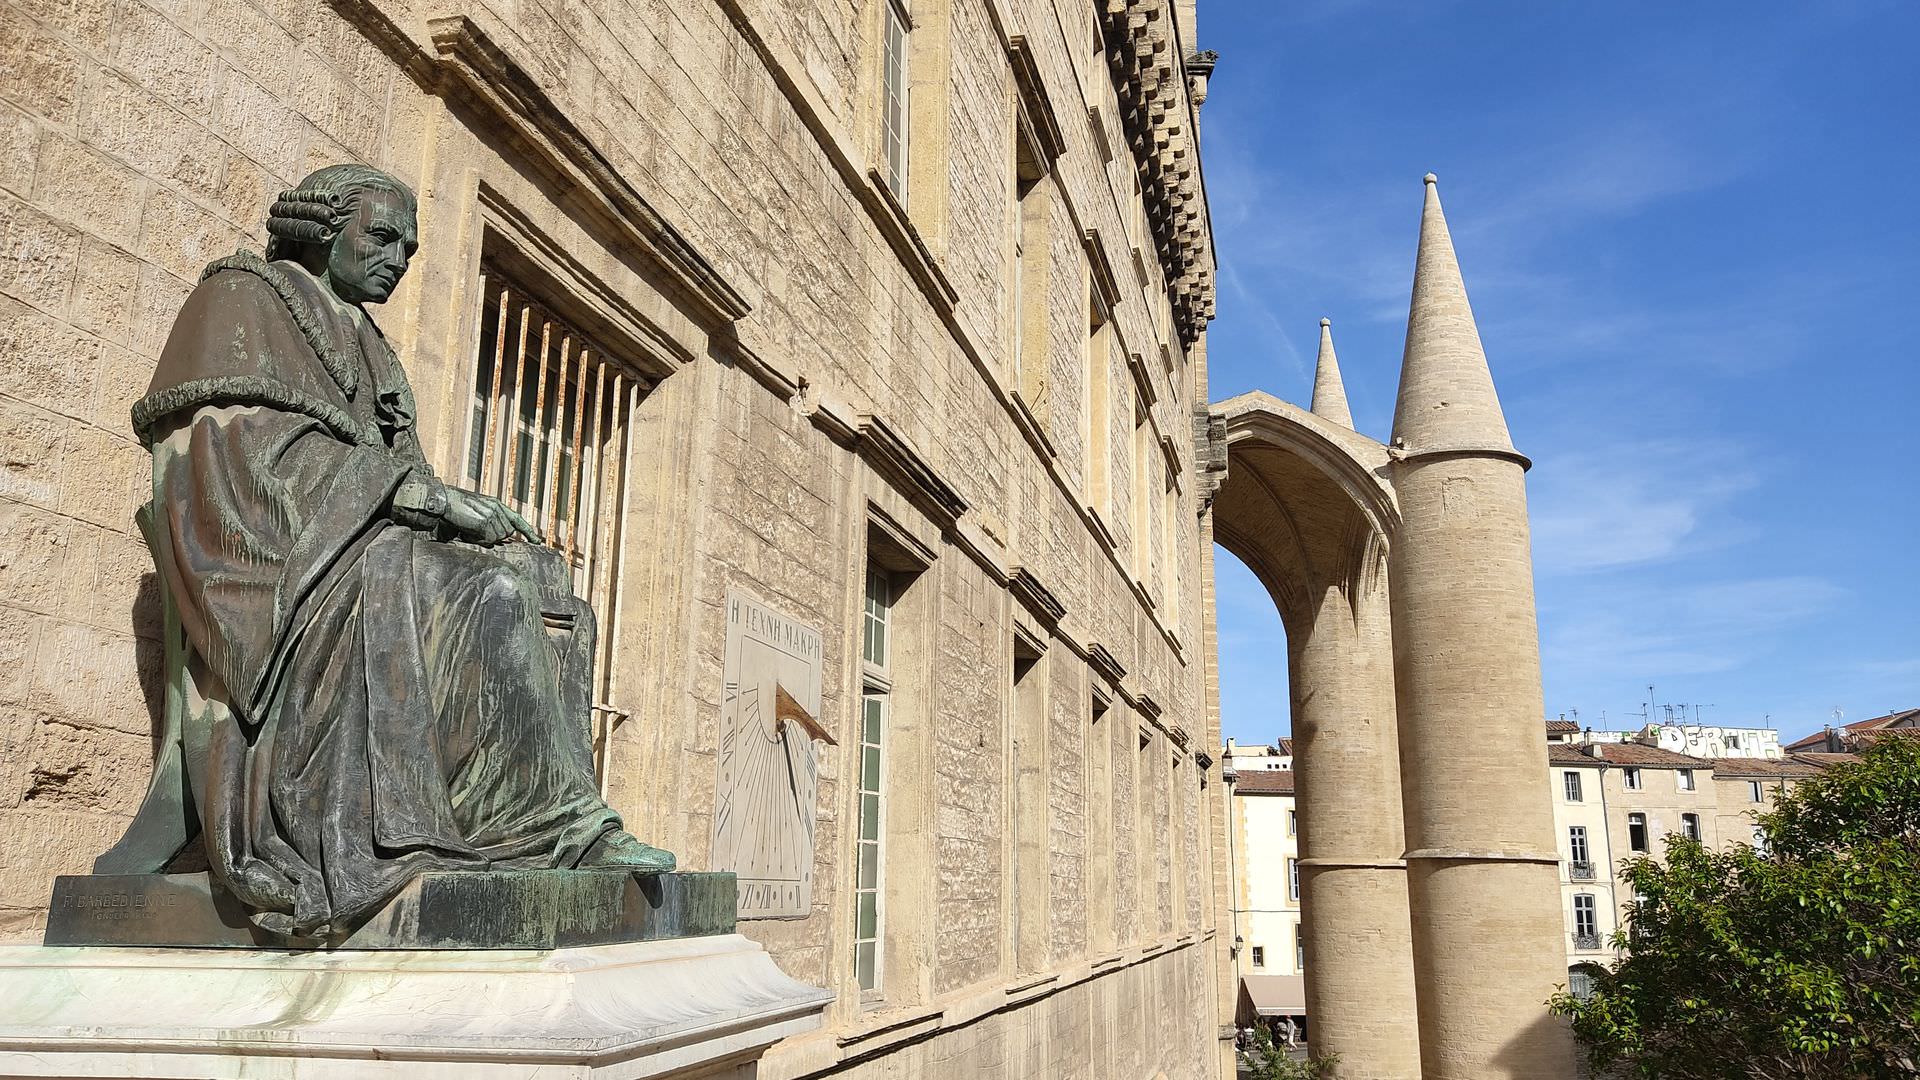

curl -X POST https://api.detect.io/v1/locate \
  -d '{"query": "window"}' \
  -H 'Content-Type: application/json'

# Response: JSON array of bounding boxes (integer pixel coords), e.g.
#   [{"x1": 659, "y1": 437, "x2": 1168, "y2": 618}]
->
[
  {"x1": 1288, "y1": 809, "x2": 1297, "y2": 837},
  {"x1": 1677, "y1": 768, "x2": 1696, "y2": 791},
  {"x1": 1628, "y1": 812, "x2": 1648, "y2": 853},
  {"x1": 1288, "y1": 858, "x2": 1300, "y2": 902},
  {"x1": 854, "y1": 566, "x2": 892, "y2": 994},
  {"x1": 1568, "y1": 965, "x2": 1599, "y2": 1000},
  {"x1": 1727, "y1": 734, "x2": 1741, "y2": 749},
  {"x1": 1573, "y1": 893, "x2": 1598, "y2": 940},
  {"x1": 1748, "y1": 780, "x2": 1764, "y2": 803},
  {"x1": 1131, "y1": 396, "x2": 1153, "y2": 577},
  {"x1": 1563, "y1": 771, "x2": 1583, "y2": 803},
  {"x1": 879, "y1": 0, "x2": 910, "y2": 200},
  {"x1": 1751, "y1": 825, "x2": 1768, "y2": 855},
  {"x1": 1681, "y1": 813, "x2": 1701, "y2": 842},
  {"x1": 1295, "y1": 924, "x2": 1305, "y2": 971},
  {"x1": 1009, "y1": 114, "x2": 1047, "y2": 410},
  {"x1": 1084, "y1": 288, "x2": 1113, "y2": 517},
  {"x1": 1622, "y1": 766, "x2": 1642, "y2": 790},
  {"x1": 1567, "y1": 825, "x2": 1589, "y2": 864},
  {"x1": 1250, "y1": 945, "x2": 1265, "y2": 968},
  {"x1": 467, "y1": 266, "x2": 637, "y2": 769}
]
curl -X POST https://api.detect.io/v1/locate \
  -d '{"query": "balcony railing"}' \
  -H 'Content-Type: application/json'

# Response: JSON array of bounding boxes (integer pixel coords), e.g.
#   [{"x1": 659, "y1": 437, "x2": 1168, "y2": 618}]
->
[
  {"x1": 1567, "y1": 860, "x2": 1596, "y2": 881},
  {"x1": 1571, "y1": 931, "x2": 1603, "y2": 951}
]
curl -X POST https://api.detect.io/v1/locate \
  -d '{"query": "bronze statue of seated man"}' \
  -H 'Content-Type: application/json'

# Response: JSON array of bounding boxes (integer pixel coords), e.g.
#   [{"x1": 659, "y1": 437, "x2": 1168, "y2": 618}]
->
[{"x1": 110, "y1": 164, "x2": 673, "y2": 939}]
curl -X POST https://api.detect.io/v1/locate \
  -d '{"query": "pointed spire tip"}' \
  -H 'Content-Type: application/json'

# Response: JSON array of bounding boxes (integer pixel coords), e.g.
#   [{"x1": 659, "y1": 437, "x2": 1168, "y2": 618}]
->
[
  {"x1": 1319, "y1": 317, "x2": 1330, "y2": 328},
  {"x1": 1423, "y1": 172, "x2": 1438, "y2": 185}
]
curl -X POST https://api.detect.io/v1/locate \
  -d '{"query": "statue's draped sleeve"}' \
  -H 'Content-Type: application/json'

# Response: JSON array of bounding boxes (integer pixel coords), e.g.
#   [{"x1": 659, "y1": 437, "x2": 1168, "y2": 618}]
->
[{"x1": 138, "y1": 268, "x2": 429, "y2": 720}]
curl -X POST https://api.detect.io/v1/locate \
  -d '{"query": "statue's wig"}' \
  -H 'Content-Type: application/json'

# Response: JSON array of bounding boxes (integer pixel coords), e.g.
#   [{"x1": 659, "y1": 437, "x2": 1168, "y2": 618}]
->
[{"x1": 264, "y1": 165, "x2": 417, "y2": 261}]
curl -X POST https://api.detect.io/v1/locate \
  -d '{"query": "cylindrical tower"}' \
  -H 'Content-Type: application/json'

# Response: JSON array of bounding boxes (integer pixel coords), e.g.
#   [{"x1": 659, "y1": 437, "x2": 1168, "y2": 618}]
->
[
  {"x1": 1293, "y1": 552, "x2": 1424, "y2": 1079},
  {"x1": 1386, "y1": 174, "x2": 1576, "y2": 1078}
]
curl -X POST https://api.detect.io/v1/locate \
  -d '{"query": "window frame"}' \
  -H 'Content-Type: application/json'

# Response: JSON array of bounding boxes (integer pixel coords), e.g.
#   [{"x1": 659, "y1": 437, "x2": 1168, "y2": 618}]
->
[
  {"x1": 1250, "y1": 945, "x2": 1265, "y2": 968},
  {"x1": 878, "y1": 0, "x2": 912, "y2": 202},
  {"x1": 1748, "y1": 779, "x2": 1764, "y2": 803},
  {"x1": 1287, "y1": 857, "x2": 1300, "y2": 902},
  {"x1": 1622, "y1": 766, "x2": 1643, "y2": 790},
  {"x1": 1627, "y1": 811, "x2": 1648, "y2": 853},
  {"x1": 1572, "y1": 893, "x2": 1598, "y2": 939},
  {"x1": 1681, "y1": 812, "x2": 1701, "y2": 843},
  {"x1": 1563, "y1": 770, "x2": 1584, "y2": 803},
  {"x1": 1567, "y1": 825, "x2": 1589, "y2": 865},
  {"x1": 853, "y1": 566, "x2": 893, "y2": 999},
  {"x1": 1677, "y1": 768, "x2": 1696, "y2": 792}
]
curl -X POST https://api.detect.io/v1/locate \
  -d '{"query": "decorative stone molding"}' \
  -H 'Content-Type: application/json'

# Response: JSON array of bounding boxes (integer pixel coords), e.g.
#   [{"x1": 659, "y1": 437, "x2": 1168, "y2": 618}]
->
[
  {"x1": 422, "y1": 14, "x2": 752, "y2": 332},
  {"x1": 1009, "y1": 567, "x2": 1068, "y2": 627},
  {"x1": 1087, "y1": 642, "x2": 1128, "y2": 685},
  {"x1": 1098, "y1": 0, "x2": 1215, "y2": 345},
  {"x1": 1008, "y1": 36, "x2": 1067, "y2": 167},
  {"x1": 1084, "y1": 229, "x2": 1123, "y2": 312},
  {"x1": 856, "y1": 414, "x2": 969, "y2": 527}
]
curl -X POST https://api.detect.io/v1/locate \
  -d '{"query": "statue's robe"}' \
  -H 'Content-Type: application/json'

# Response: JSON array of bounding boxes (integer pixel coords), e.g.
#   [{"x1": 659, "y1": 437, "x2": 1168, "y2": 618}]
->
[{"x1": 132, "y1": 252, "x2": 624, "y2": 936}]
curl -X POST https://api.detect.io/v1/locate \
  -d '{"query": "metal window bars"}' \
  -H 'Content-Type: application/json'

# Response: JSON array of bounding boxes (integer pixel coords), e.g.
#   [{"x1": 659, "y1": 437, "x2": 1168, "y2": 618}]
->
[{"x1": 466, "y1": 267, "x2": 642, "y2": 790}]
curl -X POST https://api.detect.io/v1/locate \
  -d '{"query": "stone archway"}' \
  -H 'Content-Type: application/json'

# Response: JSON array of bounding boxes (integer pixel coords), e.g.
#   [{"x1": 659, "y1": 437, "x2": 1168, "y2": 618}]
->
[{"x1": 1210, "y1": 391, "x2": 1424, "y2": 1079}]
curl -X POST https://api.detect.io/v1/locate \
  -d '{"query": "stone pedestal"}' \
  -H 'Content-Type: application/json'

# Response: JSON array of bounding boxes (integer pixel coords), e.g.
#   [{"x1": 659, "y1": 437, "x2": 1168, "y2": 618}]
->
[
  {"x1": 44, "y1": 870, "x2": 736, "y2": 949},
  {"x1": 0, "y1": 934, "x2": 833, "y2": 1078}
]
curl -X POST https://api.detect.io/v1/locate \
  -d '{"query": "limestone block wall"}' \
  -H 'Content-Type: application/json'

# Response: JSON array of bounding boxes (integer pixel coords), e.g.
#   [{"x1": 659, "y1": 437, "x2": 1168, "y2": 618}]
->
[{"x1": 0, "y1": 0, "x2": 1225, "y2": 1074}]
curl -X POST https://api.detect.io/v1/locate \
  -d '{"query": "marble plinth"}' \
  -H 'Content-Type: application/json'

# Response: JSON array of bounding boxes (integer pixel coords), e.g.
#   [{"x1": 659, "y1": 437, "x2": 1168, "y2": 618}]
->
[
  {"x1": 44, "y1": 870, "x2": 735, "y2": 949},
  {"x1": 0, "y1": 935, "x2": 833, "y2": 1079}
]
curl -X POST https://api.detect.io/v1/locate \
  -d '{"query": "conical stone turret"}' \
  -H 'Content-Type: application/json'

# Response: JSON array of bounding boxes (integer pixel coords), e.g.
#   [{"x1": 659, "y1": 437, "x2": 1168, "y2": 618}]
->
[
  {"x1": 1384, "y1": 174, "x2": 1575, "y2": 1079},
  {"x1": 1390, "y1": 174, "x2": 1520, "y2": 461},
  {"x1": 1309, "y1": 318, "x2": 1354, "y2": 429}
]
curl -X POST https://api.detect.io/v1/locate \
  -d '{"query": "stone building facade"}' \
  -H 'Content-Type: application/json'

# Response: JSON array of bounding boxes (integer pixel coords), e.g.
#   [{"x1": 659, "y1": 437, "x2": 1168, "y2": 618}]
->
[
  {"x1": 1547, "y1": 733, "x2": 1830, "y2": 996},
  {"x1": 0, "y1": 0, "x2": 1226, "y2": 1075}
]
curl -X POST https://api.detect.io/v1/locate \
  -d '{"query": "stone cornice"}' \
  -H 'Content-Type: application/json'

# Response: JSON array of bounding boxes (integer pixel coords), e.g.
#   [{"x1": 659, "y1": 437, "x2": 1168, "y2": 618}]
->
[
  {"x1": 1087, "y1": 642, "x2": 1128, "y2": 686},
  {"x1": 1007, "y1": 36, "x2": 1067, "y2": 166},
  {"x1": 855, "y1": 414, "x2": 969, "y2": 528},
  {"x1": 1098, "y1": 0, "x2": 1215, "y2": 345},
  {"x1": 421, "y1": 13, "x2": 751, "y2": 330},
  {"x1": 1009, "y1": 567, "x2": 1068, "y2": 627}
]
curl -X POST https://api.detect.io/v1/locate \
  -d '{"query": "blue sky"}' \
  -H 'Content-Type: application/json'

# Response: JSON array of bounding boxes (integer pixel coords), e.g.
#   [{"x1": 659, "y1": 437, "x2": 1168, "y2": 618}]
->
[{"x1": 1199, "y1": 1, "x2": 1919, "y2": 749}]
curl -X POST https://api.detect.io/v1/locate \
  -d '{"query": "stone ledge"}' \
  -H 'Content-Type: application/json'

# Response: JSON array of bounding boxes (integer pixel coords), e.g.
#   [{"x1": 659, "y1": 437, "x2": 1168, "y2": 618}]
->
[{"x1": 0, "y1": 935, "x2": 832, "y2": 1079}]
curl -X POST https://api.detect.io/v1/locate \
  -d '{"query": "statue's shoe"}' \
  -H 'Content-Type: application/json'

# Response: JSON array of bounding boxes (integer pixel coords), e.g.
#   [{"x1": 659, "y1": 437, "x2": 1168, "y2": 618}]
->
[{"x1": 577, "y1": 829, "x2": 677, "y2": 874}]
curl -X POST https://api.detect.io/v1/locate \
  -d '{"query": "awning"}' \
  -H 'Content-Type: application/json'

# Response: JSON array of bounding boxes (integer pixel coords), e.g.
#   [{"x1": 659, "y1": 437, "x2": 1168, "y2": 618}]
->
[{"x1": 1237, "y1": 974, "x2": 1307, "y2": 1019}]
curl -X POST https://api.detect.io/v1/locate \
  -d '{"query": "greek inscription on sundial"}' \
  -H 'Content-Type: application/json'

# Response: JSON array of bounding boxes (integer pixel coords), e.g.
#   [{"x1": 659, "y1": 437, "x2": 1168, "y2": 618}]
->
[{"x1": 713, "y1": 589, "x2": 830, "y2": 919}]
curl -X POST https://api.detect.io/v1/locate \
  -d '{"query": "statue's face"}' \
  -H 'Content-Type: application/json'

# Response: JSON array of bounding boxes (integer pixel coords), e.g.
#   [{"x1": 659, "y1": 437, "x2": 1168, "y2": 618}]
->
[{"x1": 327, "y1": 189, "x2": 418, "y2": 305}]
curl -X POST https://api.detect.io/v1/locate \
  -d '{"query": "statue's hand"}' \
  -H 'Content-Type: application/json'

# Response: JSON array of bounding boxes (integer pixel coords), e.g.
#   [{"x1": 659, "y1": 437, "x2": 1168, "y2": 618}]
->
[{"x1": 441, "y1": 489, "x2": 543, "y2": 545}]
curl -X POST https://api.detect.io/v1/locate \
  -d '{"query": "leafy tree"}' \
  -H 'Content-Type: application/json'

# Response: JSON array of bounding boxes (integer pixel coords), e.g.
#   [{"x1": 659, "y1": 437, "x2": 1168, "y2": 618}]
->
[
  {"x1": 1236, "y1": 1023, "x2": 1338, "y2": 1080},
  {"x1": 1549, "y1": 736, "x2": 1920, "y2": 1078}
]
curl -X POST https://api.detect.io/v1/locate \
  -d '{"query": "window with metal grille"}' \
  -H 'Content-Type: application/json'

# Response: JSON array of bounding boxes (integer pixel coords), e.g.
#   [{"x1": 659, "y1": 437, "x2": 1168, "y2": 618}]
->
[
  {"x1": 879, "y1": 0, "x2": 910, "y2": 200},
  {"x1": 465, "y1": 265, "x2": 641, "y2": 782}
]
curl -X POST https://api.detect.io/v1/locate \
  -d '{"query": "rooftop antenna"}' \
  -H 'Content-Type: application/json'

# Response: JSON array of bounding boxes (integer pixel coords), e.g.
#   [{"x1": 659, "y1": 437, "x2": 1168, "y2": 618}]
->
[{"x1": 1832, "y1": 706, "x2": 1845, "y2": 725}]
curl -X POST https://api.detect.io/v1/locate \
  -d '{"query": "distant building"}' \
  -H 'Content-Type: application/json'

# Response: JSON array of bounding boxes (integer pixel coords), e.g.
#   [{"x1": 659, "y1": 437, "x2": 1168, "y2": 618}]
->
[
  {"x1": 1784, "y1": 708, "x2": 1920, "y2": 754},
  {"x1": 1222, "y1": 741, "x2": 1306, "y2": 1043},
  {"x1": 1545, "y1": 725, "x2": 1841, "y2": 996},
  {"x1": 1643, "y1": 723, "x2": 1782, "y2": 759}
]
